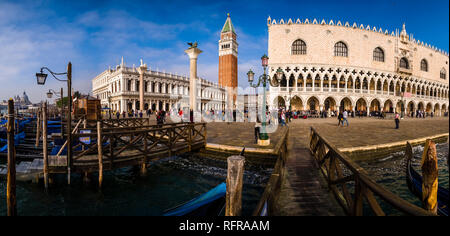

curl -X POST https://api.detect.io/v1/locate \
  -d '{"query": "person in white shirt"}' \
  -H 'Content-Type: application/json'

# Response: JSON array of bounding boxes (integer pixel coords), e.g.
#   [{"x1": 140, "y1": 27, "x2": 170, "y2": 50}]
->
[{"x1": 343, "y1": 110, "x2": 349, "y2": 126}]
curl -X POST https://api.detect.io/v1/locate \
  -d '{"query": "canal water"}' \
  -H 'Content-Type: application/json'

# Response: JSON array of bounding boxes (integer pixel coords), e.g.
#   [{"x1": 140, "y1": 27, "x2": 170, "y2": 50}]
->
[
  {"x1": 357, "y1": 142, "x2": 449, "y2": 215},
  {"x1": 0, "y1": 154, "x2": 272, "y2": 216}
]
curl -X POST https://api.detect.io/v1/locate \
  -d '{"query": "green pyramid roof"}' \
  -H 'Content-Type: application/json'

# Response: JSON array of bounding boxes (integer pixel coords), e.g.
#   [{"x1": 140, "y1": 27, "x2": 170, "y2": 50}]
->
[{"x1": 221, "y1": 14, "x2": 235, "y2": 33}]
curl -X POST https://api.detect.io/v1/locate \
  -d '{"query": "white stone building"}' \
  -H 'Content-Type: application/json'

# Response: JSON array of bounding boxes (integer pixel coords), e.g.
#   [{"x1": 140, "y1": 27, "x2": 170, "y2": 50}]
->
[
  {"x1": 92, "y1": 59, "x2": 226, "y2": 113},
  {"x1": 267, "y1": 17, "x2": 449, "y2": 116}
]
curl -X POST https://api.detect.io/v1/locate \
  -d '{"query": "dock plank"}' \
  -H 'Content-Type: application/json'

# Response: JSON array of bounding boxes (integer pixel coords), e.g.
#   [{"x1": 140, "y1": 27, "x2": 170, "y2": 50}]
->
[{"x1": 272, "y1": 134, "x2": 344, "y2": 216}]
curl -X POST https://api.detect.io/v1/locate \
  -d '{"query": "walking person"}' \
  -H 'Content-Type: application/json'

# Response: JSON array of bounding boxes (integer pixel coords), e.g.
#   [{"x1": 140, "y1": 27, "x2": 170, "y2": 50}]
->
[
  {"x1": 395, "y1": 112, "x2": 400, "y2": 129},
  {"x1": 337, "y1": 111, "x2": 343, "y2": 126},
  {"x1": 343, "y1": 110, "x2": 349, "y2": 127},
  {"x1": 280, "y1": 110, "x2": 287, "y2": 127},
  {"x1": 116, "y1": 111, "x2": 120, "y2": 119}
]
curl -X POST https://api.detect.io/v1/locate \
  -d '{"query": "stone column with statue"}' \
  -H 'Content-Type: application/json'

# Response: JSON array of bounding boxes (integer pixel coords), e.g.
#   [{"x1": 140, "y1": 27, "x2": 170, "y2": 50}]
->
[
  {"x1": 184, "y1": 42, "x2": 202, "y2": 122},
  {"x1": 138, "y1": 59, "x2": 147, "y2": 112}
]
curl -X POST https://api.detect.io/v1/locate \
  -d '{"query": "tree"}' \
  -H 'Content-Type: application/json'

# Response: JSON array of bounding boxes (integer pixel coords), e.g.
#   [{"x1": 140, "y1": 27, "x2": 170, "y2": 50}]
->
[{"x1": 56, "y1": 97, "x2": 70, "y2": 108}]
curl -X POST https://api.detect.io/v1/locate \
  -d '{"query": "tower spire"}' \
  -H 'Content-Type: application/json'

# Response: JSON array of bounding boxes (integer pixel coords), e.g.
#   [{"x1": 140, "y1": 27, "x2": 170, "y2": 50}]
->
[{"x1": 221, "y1": 13, "x2": 235, "y2": 33}]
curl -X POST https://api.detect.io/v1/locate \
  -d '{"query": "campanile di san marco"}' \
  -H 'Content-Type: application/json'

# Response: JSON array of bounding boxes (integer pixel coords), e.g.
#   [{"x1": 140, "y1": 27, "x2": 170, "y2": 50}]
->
[{"x1": 219, "y1": 13, "x2": 238, "y2": 110}]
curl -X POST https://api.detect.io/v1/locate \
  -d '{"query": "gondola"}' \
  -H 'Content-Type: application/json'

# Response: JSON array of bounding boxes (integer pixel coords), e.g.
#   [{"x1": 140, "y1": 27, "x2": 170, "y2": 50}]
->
[
  {"x1": 406, "y1": 156, "x2": 449, "y2": 216},
  {"x1": 163, "y1": 147, "x2": 246, "y2": 216}
]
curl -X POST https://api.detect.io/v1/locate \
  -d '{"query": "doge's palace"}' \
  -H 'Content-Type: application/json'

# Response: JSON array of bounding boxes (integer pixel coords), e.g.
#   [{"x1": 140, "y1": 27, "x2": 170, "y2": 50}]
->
[{"x1": 267, "y1": 17, "x2": 449, "y2": 117}]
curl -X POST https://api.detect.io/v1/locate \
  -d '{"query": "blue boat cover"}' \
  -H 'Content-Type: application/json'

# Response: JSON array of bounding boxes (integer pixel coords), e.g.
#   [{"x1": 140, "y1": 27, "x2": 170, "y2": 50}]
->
[
  {"x1": 164, "y1": 182, "x2": 226, "y2": 216},
  {"x1": 0, "y1": 132, "x2": 26, "y2": 153}
]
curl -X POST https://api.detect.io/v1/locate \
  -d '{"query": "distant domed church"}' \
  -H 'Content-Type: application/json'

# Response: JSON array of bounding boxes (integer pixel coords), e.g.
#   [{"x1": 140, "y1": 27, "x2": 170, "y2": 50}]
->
[{"x1": 13, "y1": 91, "x2": 32, "y2": 106}]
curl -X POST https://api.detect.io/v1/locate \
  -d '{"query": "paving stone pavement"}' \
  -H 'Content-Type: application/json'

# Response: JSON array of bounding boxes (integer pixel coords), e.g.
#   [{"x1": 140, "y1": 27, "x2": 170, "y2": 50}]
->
[{"x1": 201, "y1": 117, "x2": 448, "y2": 149}]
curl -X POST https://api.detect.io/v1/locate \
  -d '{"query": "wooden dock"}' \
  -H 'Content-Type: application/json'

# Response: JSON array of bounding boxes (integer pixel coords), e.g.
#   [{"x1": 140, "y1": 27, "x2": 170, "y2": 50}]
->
[
  {"x1": 48, "y1": 122, "x2": 207, "y2": 176},
  {"x1": 271, "y1": 134, "x2": 344, "y2": 216},
  {"x1": 0, "y1": 159, "x2": 43, "y2": 181}
]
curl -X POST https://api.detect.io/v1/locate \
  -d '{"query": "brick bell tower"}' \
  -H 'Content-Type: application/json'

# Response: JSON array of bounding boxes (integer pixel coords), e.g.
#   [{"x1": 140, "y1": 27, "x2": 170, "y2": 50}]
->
[{"x1": 219, "y1": 13, "x2": 238, "y2": 108}]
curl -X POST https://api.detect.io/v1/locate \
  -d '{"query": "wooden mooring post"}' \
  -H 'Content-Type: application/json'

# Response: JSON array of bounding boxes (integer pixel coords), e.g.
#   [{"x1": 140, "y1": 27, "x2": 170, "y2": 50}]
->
[
  {"x1": 7, "y1": 99, "x2": 17, "y2": 216},
  {"x1": 141, "y1": 133, "x2": 148, "y2": 176},
  {"x1": 97, "y1": 121, "x2": 103, "y2": 188},
  {"x1": 43, "y1": 102, "x2": 49, "y2": 189},
  {"x1": 421, "y1": 139, "x2": 438, "y2": 214},
  {"x1": 35, "y1": 107, "x2": 41, "y2": 147},
  {"x1": 225, "y1": 155, "x2": 245, "y2": 216}
]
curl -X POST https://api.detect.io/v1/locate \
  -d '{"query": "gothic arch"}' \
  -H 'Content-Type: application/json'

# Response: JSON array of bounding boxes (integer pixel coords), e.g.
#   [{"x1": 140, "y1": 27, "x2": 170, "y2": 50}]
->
[
  {"x1": 306, "y1": 96, "x2": 320, "y2": 111},
  {"x1": 290, "y1": 96, "x2": 304, "y2": 110}
]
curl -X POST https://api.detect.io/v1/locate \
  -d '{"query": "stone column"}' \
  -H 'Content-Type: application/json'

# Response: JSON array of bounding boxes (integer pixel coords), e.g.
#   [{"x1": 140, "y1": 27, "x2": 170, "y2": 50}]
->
[
  {"x1": 184, "y1": 46, "x2": 203, "y2": 114},
  {"x1": 138, "y1": 59, "x2": 147, "y2": 112}
]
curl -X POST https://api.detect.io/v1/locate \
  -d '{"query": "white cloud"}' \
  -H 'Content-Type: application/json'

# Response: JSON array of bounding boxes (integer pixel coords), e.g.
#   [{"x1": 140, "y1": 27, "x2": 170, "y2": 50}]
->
[{"x1": 0, "y1": 2, "x2": 267, "y2": 102}]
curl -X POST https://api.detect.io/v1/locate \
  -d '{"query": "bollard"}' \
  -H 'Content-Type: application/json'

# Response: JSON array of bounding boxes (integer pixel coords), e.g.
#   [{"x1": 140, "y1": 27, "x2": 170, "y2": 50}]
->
[
  {"x1": 43, "y1": 102, "x2": 49, "y2": 189},
  {"x1": 421, "y1": 139, "x2": 438, "y2": 214},
  {"x1": 225, "y1": 155, "x2": 245, "y2": 216},
  {"x1": 7, "y1": 99, "x2": 17, "y2": 216},
  {"x1": 97, "y1": 121, "x2": 103, "y2": 188}
]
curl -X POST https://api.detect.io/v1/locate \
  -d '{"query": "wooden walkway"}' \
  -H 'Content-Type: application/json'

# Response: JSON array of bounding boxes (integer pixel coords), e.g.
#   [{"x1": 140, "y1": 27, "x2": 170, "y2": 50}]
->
[
  {"x1": 48, "y1": 122, "x2": 207, "y2": 174},
  {"x1": 271, "y1": 133, "x2": 344, "y2": 216}
]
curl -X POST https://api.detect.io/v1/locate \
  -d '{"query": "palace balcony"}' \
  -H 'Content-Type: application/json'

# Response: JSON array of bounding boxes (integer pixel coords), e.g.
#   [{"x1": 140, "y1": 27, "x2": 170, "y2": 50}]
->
[{"x1": 269, "y1": 86, "x2": 448, "y2": 102}]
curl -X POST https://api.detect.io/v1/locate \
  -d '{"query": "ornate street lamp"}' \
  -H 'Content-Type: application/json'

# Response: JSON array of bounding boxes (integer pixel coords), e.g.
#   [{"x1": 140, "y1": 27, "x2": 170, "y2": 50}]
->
[
  {"x1": 46, "y1": 91, "x2": 53, "y2": 99},
  {"x1": 35, "y1": 62, "x2": 73, "y2": 185},
  {"x1": 36, "y1": 72, "x2": 48, "y2": 85},
  {"x1": 247, "y1": 54, "x2": 272, "y2": 146},
  {"x1": 46, "y1": 89, "x2": 62, "y2": 99}
]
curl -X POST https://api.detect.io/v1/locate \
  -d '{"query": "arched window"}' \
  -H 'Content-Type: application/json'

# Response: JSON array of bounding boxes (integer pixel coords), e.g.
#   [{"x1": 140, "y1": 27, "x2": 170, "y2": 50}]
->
[
  {"x1": 441, "y1": 68, "x2": 447, "y2": 79},
  {"x1": 373, "y1": 47, "x2": 384, "y2": 62},
  {"x1": 399, "y1": 57, "x2": 409, "y2": 69},
  {"x1": 334, "y1": 41, "x2": 348, "y2": 57},
  {"x1": 291, "y1": 39, "x2": 306, "y2": 55},
  {"x1": 420, "y1": 59, "x2": 428, "y2": 72}
]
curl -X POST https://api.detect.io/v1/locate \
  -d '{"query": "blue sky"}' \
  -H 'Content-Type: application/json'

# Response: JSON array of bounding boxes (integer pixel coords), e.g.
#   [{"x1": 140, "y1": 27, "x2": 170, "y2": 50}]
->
[{"x1": 0, "y1": 0, "x2": 448, "y2": 103}]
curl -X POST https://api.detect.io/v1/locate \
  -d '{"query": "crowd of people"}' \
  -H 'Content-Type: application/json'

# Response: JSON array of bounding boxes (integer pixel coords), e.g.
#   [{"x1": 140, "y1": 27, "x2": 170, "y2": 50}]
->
[
  {"x1": 107, "y1": 106, "x2": 447, "y2": 129},
  {"x1": 110, "y1": 109, "x2": 168, "y2": 125}
]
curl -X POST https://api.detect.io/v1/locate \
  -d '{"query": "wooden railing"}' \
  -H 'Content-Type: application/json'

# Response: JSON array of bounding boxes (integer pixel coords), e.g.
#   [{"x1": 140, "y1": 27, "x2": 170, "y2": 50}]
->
[
  {"x1": 49, "y1": 122, "x2": 207, "y2": 172},
  {"x1": 308, "y1": 127, "x2": 434, "y2": 216},
  {"x1": 252, "y1": 128, "x2": 289, "y2": 216},
  {"x1": 84, "y1": 118, "x2": 152, "y2": 129}
]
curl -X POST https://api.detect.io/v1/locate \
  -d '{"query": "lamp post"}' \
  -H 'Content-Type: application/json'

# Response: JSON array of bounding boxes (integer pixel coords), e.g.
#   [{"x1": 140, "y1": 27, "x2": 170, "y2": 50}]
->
[
  {"x1": 36, "y1": 62, "x2": 72, "y2": 185},
  {"x1": 108, "y1": 96, "x2": 112, "y2": 119},
  {"x1": 247, "y1": 55, "x2": 275, "y2": 146}
]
